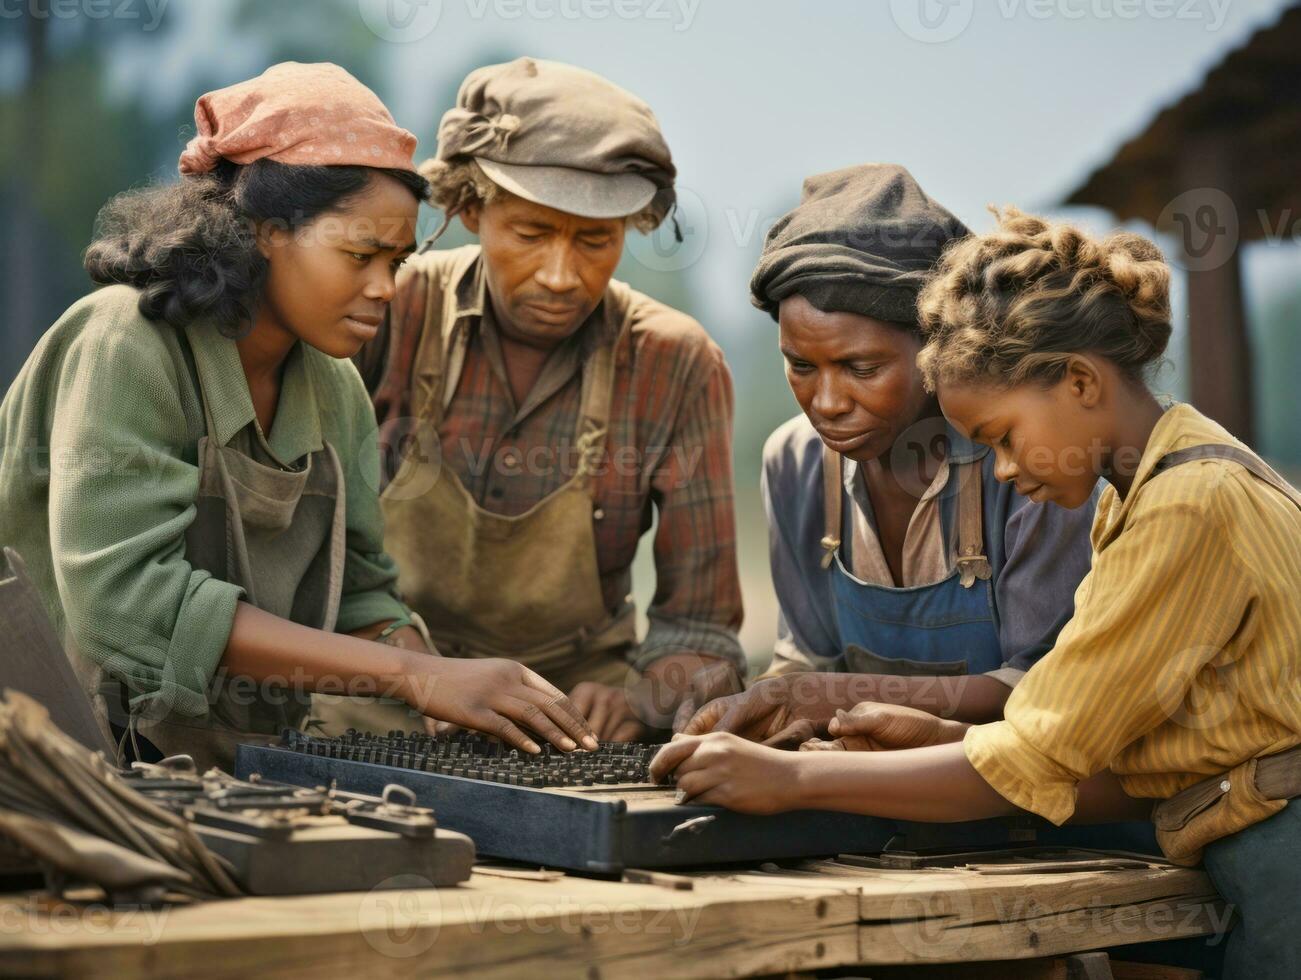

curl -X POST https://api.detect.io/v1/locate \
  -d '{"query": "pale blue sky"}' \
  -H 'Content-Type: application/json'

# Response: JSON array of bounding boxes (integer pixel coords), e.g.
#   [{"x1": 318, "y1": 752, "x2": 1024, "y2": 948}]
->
[
  {"x1": 371, "y1": 0, "x2": 1294, "y2": 331},
  {"x1": 101, "y1": 0, "x2": 1296, "y2": 335}
]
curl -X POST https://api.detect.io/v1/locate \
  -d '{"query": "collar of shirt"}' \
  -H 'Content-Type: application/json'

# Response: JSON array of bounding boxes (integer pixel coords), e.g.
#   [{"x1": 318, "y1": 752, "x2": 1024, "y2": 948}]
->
[
  {"x1": 1093, "y1": 401, "x2": 1213, "y2": 550},
  {"x1": 450, "y1": 255, "x2": 619, "y2": 425},
  {"x1": 948, "y1": 425, "x2": 988, "y2": 466},
  {"x1": 842, "y1": 421, "x2": 986, "y2": 514},
  {"x1": 840, "y1": 422, "x2": 982, "y2": 586},
  {"x1": 182, "y1": 320, "x2": 323, "y2": 467}
]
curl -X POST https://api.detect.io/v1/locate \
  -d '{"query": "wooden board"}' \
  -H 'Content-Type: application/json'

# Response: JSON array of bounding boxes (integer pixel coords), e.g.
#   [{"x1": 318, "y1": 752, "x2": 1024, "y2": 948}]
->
[
  {"x1": 716, "y1": 860, "x2": 1227, "y2": 965},
  {"x1": 0, "y1": 860, "x2": 1227, "y2": 979}
]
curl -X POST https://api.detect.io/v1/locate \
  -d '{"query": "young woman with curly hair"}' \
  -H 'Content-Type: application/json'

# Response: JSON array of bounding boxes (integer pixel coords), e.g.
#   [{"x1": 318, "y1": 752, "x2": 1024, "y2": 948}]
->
[
  {"x1": 0, "y1": 63, "x2": 596, "y2": 771},
  {"x1": 653, "y1": 209, "x2": 1300, "y2": 978}
]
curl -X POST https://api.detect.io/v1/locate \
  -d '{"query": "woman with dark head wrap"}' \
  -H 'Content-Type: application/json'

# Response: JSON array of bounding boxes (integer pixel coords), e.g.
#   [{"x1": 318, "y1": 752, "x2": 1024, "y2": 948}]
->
[{"x1": 682, "y1": 164, "x2": 1098, "y2": 745}]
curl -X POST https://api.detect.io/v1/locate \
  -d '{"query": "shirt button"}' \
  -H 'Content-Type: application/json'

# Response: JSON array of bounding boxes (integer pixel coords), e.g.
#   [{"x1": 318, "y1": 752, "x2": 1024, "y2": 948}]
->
[
  {"x1": 1220, "y1": 779, "x2": 1231, "y2": 793},
  {"x1": 501, "y1": 450, "x2": 519, "y2": 468},
  {"x1": 490, "y1": 488, "x2": 504, "y2": 500},
  {"x1": 593, "y1": 508, "x2": 605, "y2": 520}
]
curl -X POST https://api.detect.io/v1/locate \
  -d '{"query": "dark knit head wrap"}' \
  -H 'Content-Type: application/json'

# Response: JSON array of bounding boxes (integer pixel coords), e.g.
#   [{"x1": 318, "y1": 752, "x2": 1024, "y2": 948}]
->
[{"x1": 750, "y1": 163, "x2": 969, "y2": 328}]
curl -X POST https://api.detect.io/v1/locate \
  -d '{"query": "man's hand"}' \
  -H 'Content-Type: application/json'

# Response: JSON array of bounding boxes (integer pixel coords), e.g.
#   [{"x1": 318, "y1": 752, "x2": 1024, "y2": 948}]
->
[
  {"x1": 616, "y1": 653, "x2": 742, "y2": 732},
  {"x1": 567, "y1": 682, "x2": 648, "y2": 742},
  {"x1": 565, "y1": 657, "x2": 745, "y2": 742},
  {"x1": 649, "y1": 732, "x2": 800, "y2": 814},
  {"x1": 677, "y1": 673, "x2": 860, "y2": 746},
  {"x1": 799, "y1": 702, "x2": 969, "y2": 752},
  {"x1": 668, "y1": 660, "x2": 745, "y2": 732}
]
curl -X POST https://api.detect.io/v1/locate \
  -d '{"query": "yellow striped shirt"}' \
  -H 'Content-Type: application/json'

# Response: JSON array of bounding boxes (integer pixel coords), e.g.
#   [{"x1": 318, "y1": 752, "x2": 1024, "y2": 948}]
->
[{"x1": 965, "y1": 403, "x2": 1301, "y2": 827}]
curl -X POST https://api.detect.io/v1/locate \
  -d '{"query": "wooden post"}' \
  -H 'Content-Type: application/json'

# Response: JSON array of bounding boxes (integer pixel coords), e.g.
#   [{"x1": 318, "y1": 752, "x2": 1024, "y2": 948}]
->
[{"x1": 1177, "y1": 137, "x2": 1255, "y2": 443}]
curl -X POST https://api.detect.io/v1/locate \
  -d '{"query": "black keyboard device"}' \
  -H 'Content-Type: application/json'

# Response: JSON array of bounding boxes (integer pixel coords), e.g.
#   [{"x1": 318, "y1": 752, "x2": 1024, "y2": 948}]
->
[{"x1": 235, "y1": 730, "x2": 1021, "y2": 873}]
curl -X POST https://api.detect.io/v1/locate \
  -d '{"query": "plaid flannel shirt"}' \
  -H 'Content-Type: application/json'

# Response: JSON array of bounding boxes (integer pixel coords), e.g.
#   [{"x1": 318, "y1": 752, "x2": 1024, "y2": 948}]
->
[{"x1": 364, "y1": 249, "x2": 744, "y2": 672}]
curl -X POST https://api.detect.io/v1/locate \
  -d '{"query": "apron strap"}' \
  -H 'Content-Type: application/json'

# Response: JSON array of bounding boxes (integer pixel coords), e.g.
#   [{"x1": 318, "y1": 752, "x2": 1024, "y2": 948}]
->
[
  {"x1": 819, "y1": 447, "x2": 991, "y2": 587},
  {"x1": 195, "y1": 371, "x2": 221, "y2": 445},
  {"x1": 181, "y1": 321, "x2": 312, "y2": 465},
  {"x1": 1151, "y1": 444, "x2": 1301, "y2": 510},
  {"x1": 955, "y1": 459, "x2": 992, "y2": 588},
  {"x1": 416, "y1": 249, "x2": 632, "y2": 491},
  {"x1": 316, "y1": 441, "x2": 348, "y2": 634},
  {"x1": 176, "y1": 325, "x2": 223, "y2": 446},
  {"x1": 415, "y1": 247, "x2": 481, "y2": 427},
  {"x1": 437, "y1": 274, "x2": 475, "y2": 420},
  {"x1": 820, "y1": 446, "x2": 843, "y2": 570},
  {"x1": 572, "y1": 282, "x2": 633, "y2": 492}
]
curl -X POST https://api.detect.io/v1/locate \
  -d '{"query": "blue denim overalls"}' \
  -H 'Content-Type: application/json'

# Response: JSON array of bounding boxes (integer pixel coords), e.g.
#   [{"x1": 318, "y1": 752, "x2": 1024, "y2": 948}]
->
[{"x1": 820, "y1": 445, "x2": 1002, "y2": 677}]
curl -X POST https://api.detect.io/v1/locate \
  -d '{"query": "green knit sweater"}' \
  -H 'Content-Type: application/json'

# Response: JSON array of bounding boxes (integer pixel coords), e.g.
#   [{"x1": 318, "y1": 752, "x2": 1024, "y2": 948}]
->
[{"x1": 0, "y1": 285, "x2": 410, "y2": 718}]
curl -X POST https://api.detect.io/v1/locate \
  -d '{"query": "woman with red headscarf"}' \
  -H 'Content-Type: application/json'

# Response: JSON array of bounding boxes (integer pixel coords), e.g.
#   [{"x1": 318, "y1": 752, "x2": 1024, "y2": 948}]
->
[{"x1": 0, "y1": 63, "x2": 595, "y2": 770}]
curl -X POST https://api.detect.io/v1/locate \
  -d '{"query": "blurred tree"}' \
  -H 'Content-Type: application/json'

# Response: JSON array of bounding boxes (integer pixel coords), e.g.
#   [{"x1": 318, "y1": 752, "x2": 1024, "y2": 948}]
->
[
  {"x1": 1, "y1": 6, "x2": 184, "y2": 387},
  {"x1": 0, "y1": 0, "x2": 389, "y2": 388}
]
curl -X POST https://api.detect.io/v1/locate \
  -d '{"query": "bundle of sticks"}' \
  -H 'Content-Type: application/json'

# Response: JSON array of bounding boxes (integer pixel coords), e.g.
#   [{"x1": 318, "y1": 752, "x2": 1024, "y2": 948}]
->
[{"x1": 0, "y1": 690, "x2": 242, "y2": 902}]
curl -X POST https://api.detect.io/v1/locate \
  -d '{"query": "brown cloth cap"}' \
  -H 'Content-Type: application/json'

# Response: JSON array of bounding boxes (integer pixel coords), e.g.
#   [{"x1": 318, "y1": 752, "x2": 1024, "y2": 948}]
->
[
  {"x1": 750, "y1": 164, "x2": 969, "y2": 328},
  {"x1": 178, "y1": 62, "x2": 419, "y2": 176},
  {"x1": 434, "y1": 57, "x2": 676, "y2": 224}
]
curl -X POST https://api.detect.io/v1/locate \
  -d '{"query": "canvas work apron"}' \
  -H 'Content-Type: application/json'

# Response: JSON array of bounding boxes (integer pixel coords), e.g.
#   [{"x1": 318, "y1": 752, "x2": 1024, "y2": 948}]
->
[
  {"x1": 821, "y1": 446, "x2": 1004, "y2": 676},
  {"x1": 329, "y1": 251, "x2": 637, "y2": 741},
  {"x1": 72, "y1": 344, "x2": 348, "y2": 773}
]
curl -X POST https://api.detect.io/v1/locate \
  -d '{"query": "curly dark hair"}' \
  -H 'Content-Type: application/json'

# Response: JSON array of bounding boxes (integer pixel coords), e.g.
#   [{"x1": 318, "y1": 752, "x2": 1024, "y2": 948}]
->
[
  {"x1": 84, "y1": 159, "x2": 430, "y2": 338},
  {"x1": 917, "y1": 207, "x2": 1172, "y2": 392}
]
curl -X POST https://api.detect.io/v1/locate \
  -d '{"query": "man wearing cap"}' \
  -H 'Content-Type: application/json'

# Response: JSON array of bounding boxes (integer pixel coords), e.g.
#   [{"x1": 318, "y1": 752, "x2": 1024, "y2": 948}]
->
[{"x1": 352, "y1": 58, "x2": 744, "y2": 741}]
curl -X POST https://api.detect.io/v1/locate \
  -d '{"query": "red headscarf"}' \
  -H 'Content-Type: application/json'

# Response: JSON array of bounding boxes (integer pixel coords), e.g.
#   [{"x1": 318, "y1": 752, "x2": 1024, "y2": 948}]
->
[{"x1": 179, "y1": 62, "x2": 418, "y2": 176}]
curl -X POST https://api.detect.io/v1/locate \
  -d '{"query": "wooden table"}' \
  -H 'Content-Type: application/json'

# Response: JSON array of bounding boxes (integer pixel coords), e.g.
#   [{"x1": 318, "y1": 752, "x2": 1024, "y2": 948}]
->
[{"x1": 0, "y1": 857, "x2": 1226, "y2": 978}]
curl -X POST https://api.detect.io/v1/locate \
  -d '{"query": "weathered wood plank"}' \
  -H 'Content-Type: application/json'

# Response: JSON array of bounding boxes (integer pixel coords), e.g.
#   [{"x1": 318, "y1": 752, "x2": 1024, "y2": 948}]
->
[
  {"x1": 0, "y1": 874, "x2": 862, "y2": 979},
  {"x1": 0, "y1": 862, "x2": 1226, "y2": 977},
  {"x1": 689, "y1": 861, "x2": 1225, "y2": 966},
  {"x1": 852, "y1": 865, "x2": 1224, "y2": 964}
]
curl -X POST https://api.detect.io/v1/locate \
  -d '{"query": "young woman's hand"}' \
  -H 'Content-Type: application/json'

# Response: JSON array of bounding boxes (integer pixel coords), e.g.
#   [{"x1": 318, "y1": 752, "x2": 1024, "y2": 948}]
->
[
  {"x1": 397, "y1": 654, "x2": 598, "y2": 754},
  {"x1": 799, "y1": 702, "x2": 969, "y2": 752},
  {"x1": 649, "y1": 732, "x2": 800, "y2": 814}
]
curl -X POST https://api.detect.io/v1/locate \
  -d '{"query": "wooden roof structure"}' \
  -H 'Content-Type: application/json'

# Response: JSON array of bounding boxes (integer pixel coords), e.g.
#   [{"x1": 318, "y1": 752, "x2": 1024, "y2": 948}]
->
[
  {"x1": 1061, "y1": 3, "x2": 1301, "y2": 441},
  {"x1": 1065, "y1": 3, "x2": 1301, "y2": 234}
]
